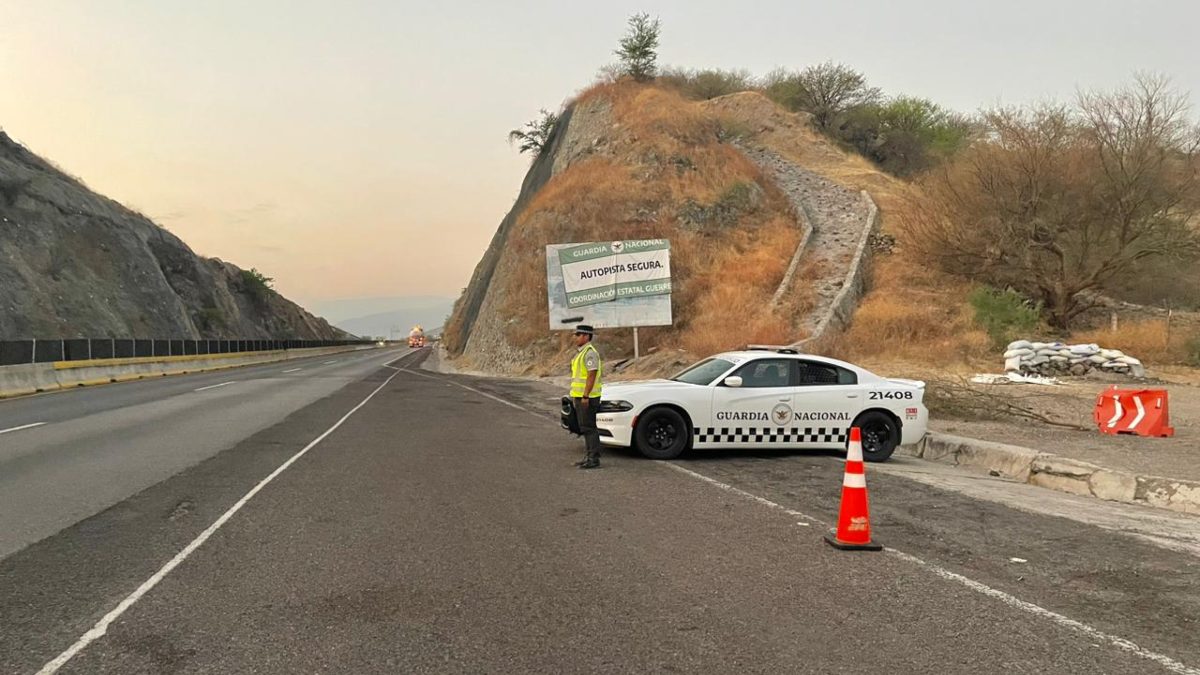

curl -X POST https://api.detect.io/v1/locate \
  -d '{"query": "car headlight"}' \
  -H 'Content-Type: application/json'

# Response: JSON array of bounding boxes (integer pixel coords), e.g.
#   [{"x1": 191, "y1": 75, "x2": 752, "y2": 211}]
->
[{"x1": 597, "y1": 400, "x2": 634, "y2": 413}]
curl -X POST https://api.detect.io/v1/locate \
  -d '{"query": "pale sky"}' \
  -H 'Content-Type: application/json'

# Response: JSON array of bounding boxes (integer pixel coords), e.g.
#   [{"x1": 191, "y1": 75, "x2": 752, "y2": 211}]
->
[{"x1": 3, "y1": 0, "x2": 1197, "y2": 309}]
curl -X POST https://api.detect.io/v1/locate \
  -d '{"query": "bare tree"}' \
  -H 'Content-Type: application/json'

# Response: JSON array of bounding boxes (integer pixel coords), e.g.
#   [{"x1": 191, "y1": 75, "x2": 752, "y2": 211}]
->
[
  {"x1": 905, "y1": 76, "x2": 1200, "y2": 328},
  {"x1": 762, "y1": 62, "x2": 881, "y2": 130},
  {"x1": 508, "y1": 109, "x2": 559, "y2": 157},
  {"x1": 615, "y1": 13, "x2": 660, "y2": 82}
]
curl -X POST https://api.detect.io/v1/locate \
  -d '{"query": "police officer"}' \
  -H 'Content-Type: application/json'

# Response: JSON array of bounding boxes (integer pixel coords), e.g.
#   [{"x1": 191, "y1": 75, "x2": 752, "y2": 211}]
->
[{"x1": 570, "y1": 324, "x2": 603, "y2": 469}]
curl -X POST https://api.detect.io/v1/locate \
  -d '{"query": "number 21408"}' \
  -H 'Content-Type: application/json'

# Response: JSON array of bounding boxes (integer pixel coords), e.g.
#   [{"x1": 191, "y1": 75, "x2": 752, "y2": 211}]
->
[{"x1": 869, "y1": 391, "x2": 913, "y2": 400}]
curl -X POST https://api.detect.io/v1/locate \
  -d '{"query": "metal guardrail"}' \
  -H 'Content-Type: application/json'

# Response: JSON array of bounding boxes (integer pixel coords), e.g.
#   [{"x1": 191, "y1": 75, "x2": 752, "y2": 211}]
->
[{"x1": 0, "y1": 339, "x2": 372, "y2": 367}]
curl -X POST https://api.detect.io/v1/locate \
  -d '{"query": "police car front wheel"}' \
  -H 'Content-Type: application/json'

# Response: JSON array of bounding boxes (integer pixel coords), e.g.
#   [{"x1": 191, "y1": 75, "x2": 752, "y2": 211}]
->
[{"x1": 635, "y1": 407, "x2": 690, "y2": 460}]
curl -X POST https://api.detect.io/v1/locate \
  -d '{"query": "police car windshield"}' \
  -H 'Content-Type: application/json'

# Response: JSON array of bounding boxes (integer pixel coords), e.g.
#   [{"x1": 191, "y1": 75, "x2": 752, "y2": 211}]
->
[{"x1": 671, "y1": 358, "x2": 736, "y2": 386}]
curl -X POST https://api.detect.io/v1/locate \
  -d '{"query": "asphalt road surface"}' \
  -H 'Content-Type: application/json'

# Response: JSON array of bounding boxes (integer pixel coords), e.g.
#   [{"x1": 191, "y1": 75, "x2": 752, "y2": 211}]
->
[
  {"x1": 0, "y1": 346, "x2": 408, "y2": 558},
  {"x1": 2, "y1": 350, "x2": 1198, "y2": 674}
]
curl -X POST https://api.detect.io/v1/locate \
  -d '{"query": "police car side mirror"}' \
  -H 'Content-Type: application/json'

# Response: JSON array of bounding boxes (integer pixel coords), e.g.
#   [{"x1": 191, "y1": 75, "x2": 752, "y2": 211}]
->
[{"x1": 723, "y1": 376, "x2": 743, "y2": 388}]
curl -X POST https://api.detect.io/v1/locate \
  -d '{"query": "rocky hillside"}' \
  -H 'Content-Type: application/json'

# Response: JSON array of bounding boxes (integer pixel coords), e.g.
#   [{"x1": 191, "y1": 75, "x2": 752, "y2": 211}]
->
[
  {"x1": 444, "y1": 82, "x2": 888, "y2": 375},
  {"x1": 0, "y1": 131, "x2": 348, "y2": 340}
]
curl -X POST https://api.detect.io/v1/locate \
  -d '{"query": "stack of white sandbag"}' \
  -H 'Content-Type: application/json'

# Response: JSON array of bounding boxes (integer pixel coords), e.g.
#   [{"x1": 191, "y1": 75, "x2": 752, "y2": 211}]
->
[{"x1": 1003, "y1": 340, "x2": 1146, "y2": 378}]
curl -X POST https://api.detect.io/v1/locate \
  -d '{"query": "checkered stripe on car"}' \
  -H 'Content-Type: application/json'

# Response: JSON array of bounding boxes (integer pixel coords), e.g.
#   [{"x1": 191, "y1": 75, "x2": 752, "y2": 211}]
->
[{"x1": 692, "y1": 427, "x2": 847, "y2": 444}]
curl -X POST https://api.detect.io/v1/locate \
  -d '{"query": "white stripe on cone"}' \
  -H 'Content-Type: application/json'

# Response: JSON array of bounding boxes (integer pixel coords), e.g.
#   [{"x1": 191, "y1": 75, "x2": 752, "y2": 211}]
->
[
  {"x1": 846, "y1": 433, "x2": 863, "y2": 463},
  {"x1": 843, "y1": 473, "x2": 867, "y2": 488}
]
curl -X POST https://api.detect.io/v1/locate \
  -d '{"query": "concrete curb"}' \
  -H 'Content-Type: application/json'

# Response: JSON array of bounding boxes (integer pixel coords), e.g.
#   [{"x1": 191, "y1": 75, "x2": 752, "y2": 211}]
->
[
  {"x1": 0, "y1": 346, "x2": 376, "y2": 399},
  {"x1": 769, "y1": 206, "x2": 813, "y2": 308},
  {"x1": 902, "y1": 432, "x2": 1200, "y2": 515}
]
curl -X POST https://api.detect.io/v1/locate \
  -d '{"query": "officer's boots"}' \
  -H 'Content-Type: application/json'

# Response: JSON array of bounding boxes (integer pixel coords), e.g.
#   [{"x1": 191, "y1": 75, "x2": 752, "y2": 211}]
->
[{"x1": 578, "y1": 452, "x2": 601, "y2": 470}]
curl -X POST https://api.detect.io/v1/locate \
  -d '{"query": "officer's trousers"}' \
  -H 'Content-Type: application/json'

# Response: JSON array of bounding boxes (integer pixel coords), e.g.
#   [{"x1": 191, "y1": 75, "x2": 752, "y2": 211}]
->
[{"x1": 573, "y1": 397, "x2": 601, "y2": 456}]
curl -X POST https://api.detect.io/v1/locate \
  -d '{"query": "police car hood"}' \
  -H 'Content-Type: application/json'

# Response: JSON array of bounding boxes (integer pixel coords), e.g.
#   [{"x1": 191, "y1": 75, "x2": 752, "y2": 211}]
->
[{"x1": 603, "y1": 379, "x2": 692, "y2": 399}]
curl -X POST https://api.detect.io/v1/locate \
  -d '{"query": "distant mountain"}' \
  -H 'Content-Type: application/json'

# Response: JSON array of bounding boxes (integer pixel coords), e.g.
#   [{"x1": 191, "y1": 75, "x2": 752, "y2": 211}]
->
[
  {"x1": 308, "y1": 296, "x2": 452, "y2": 324},
  {"x1": 330, "y1": 298, "x2": 455, "y2": 339}
]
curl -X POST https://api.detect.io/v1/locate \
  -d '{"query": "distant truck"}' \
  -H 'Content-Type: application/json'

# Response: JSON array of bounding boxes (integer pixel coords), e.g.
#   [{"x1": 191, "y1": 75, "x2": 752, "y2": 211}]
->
[{"x1": 408, "y1": 325, "x2": 426, "y2": 348}]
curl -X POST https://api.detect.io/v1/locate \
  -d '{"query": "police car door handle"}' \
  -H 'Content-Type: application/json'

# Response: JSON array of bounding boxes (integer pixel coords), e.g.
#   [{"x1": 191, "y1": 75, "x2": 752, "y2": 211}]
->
[
  {"x1": 846, "y1": 393, "x2": 860, "y2": 399},
  {"x1": 778, "y1": 398, "x2": 789, "y2": 402}
]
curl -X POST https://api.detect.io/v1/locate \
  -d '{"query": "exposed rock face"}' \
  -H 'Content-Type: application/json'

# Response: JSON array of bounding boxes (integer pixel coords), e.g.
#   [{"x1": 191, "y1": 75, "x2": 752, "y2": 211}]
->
[
  {"x1": 0, "y1": 131, "x2": 347, "y2": 339},
  {"x1": 441, "y1": 103, "x2": 581, "y2": 356},
  {"x1": 443, "y1": 85, "x2": 806, "y2": 374}
]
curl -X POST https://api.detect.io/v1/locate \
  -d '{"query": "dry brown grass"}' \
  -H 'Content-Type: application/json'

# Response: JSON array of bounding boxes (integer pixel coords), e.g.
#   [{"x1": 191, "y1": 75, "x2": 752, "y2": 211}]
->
[
  {"x1": 1073, "y1": 319, "x2": 1198, "y2": 365},
  {"x1": 826, "y1": 249, "x2": 990, "y2": 365},
  {"x1": 699, "y1": 90, "x2": 992, "y2": 372},
  {"x1": 472, "y1": 82, "x2": 806, "y2": 372}
]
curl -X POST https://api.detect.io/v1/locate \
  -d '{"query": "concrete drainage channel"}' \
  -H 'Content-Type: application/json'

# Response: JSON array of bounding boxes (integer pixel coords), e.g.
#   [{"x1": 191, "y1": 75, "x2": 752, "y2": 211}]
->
[
  {"x1": 902, "y1": 432, "x2": 1200, "y2": 515},
  {"x1": 0, "y1": 346, "x2": 381, "y2": 399}
]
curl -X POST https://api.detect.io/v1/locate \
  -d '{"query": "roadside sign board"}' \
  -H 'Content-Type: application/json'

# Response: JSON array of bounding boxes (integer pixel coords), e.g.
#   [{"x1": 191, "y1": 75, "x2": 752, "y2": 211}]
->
[{"x1": 546, "y1": 239, "x2": 673, "y2": 329}]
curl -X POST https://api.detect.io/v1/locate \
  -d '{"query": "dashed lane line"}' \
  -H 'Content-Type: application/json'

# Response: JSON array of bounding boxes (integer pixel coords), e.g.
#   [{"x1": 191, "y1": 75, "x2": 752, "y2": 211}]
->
[
  {"x1": 193, "y1": 381, "x2": 236, "y2": 392},
  {"x1": 0, "y1": 422, "x2": 45, "y2": 435},
  {"x1": 281, "y1": 368, "x2": 302, "y2": 374}
]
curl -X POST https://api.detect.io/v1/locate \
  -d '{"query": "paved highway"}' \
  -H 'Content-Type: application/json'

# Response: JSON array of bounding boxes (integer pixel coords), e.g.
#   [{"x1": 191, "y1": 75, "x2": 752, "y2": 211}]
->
[
  {"x1": 2, "y1": 351, "x2": 1198, "y2": 673},
  {"x1": 0, "y1": 346, "x2": 408, "y2": 558}
]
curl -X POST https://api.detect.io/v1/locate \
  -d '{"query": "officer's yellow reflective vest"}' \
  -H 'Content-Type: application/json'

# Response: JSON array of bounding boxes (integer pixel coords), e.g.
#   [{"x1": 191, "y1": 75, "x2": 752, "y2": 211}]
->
[{"x1": 570, "y1": 343, "x2": 602, "y2": 398}]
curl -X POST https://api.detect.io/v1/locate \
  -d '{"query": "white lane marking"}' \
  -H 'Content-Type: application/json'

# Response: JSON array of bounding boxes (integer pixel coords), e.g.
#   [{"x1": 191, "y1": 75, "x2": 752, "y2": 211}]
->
[
  {"x1": 400, "y1": 368, "x2": 545, "y2": 420},
  {"x1": 452, "y1": 386, "x2": 1197, "y2": 674},
  {"x1": 888, "y1": 548, "x2": 1199, "y2": 675},
  {"x1": 37, "y1": 368, "x2": 404, "y2": 674},
  {"x1": 281, "y1": 368, "x2": 302, "y2": 374},
  {"x1": 383, "y1": 353, "x2": 413, "y2": 368},
  {"x1": 323, "y1": 360, "x2": 337, "y2": 365},
  {"x1": 0, "y1": 422, "x2": 45, "y2": 435},
  {"x1": 193, "y1": 381, "x2": 236, "y2": 392},
  {"x1": 382, "y1": 365, "x2": 401, "y2": 371},
  {"x1": 661, "y1": 462, "x2": 1199, "y2": 675},
  {"x1": 663, "y1": 462, "x2": 825, "y2": 523}
]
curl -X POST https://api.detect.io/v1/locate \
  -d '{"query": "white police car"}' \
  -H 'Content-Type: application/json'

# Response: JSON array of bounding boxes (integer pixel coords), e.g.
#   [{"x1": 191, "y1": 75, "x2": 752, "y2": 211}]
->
[{"x1": 587, "y1": 347, "x2": 927, "y2": 462}]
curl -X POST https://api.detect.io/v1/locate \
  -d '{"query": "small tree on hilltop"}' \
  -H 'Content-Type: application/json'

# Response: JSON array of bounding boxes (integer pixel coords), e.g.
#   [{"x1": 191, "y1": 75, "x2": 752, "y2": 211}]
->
[
  {"x1": 763, "y1": 62, "x2": 881, "y2": 130},
  {"x1": 508, "y1": 109, "x2": 559, "y2": 157},
  {"x1": 904, "y1": 74, "x2": 1200, "y2": 329},
  {"x1": 616, "y1": 12, "x2": 660, "y2": 82}
]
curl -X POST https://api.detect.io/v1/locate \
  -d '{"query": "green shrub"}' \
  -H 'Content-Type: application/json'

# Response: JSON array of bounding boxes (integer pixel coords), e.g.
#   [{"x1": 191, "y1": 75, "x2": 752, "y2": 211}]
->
[
  {"x1": 1187, "y1": 335, "x2": 1200, "y2": 367},
  {"x1": 508, "y1": 109, "x2": 559, "y2": 157},
  {"x1": 969, "y1": 286, "x2": 1041, "y2": 348},
  {"x1": 659, "y1": 67, "x2": 755, "y2": 100},
  {"x1": 198, "y1": 306, "x2": 225, "y2": 332},
  {"x1": 240, "y1": 268, "x2": 274, "y2": 303}
]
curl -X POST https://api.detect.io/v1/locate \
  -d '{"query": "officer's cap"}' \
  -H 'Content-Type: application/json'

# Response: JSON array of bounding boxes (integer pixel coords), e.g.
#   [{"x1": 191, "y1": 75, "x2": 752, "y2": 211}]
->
[{"x1": 574, "y1": 324, "x2": 595, "y2": 336}]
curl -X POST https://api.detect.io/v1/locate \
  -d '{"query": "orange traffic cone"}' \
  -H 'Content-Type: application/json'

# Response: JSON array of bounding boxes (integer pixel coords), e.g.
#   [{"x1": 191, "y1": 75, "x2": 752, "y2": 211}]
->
[{"x1": 824, "y1": 427, "x2": 882, "y2": 551}]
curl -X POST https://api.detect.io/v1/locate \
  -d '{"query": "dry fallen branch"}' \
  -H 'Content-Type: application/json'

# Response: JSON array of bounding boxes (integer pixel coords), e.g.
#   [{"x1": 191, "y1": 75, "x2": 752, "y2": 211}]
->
[{"x1": 925, "y1": 376, "x2": 1089, "y2": 430}]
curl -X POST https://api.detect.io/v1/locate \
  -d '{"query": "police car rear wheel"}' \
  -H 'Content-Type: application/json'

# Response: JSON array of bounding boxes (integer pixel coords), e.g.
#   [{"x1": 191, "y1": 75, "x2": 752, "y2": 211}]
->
[
  {"x1": 853, "y1": 411, "x2": 899, "y2": 462},
  {"x1": 635, "y1": 407, "x2": 690, "y2": 460}
]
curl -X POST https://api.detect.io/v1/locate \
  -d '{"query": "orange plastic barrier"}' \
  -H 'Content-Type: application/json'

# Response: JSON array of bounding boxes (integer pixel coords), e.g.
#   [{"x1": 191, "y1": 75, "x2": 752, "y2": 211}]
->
[{"x1": 1094, "y1": 387, "x2": 1174, "y2": 438}]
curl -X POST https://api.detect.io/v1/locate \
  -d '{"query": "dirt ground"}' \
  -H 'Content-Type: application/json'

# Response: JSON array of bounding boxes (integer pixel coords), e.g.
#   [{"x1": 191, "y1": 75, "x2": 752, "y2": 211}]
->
[
  {"x1": 916, "y1": 366, "x2": 1200, "y2": 483},
  {"x1": 450, "y1": 344, "x2": 1200, "y2": 483}
]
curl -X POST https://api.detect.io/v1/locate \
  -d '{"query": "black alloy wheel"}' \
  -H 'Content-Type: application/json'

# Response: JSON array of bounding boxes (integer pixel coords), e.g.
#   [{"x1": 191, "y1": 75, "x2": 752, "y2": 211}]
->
[
  {"x1": 852, "y1": 410, "x2": 900, "y2": 462},
  {"x1": 635, "y1": 407, "x2": 690, "y2": 459}
]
